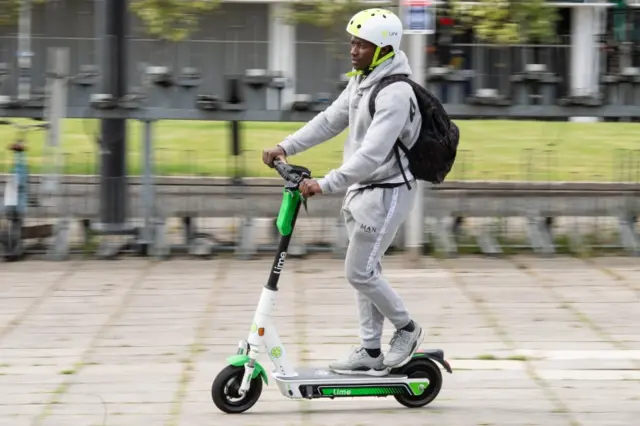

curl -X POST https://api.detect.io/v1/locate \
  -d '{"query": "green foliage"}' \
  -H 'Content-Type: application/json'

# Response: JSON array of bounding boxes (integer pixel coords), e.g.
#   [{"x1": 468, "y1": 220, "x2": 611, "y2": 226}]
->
[
  {"x1": 281, "y1": 0, "x2": 559, "y2": 45},
  {"x1": 130, "y1": 0, "x2": 221, "y2": 41},
  {"x1": 282, "y1": 0, "x2": 392, "y2": 40},
  {"x1": 450, "y1": 0, "x2": 560, "y2": 44},
  {"x1": 0, "y1": 0, "x2": 46, "y2": 28},
  {"x1": 0, "y1": 0, "x2": 220, "y2": 42},
  {"x1": 0, "y1": 0, "x2": 20, "y2": 27}
]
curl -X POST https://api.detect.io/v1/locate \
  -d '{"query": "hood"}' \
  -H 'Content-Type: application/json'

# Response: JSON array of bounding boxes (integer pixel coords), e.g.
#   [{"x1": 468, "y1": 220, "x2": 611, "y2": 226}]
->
[{"x1": 357, "y1": 50, "x2": 413, "y2": 90}]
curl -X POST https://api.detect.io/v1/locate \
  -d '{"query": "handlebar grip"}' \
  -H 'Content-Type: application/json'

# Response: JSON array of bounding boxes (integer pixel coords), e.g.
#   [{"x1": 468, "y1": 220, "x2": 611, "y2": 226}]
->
[
  {"x1": 273, "y1": 159, "x2": 311, "y2": 185},
  {"x1": 273, "y1": 159, "x2": 289, "y2": 181}
]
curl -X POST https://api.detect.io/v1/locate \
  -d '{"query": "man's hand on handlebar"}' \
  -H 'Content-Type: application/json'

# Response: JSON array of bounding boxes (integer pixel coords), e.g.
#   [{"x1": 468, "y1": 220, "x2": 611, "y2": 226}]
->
[
  {"x1": 262, "y1": 145, "x2": 287, "y2": 168},
  {"x1": 270, "y1": 158, "x2": 318, "y2": 197},
  {"x1": 299, "y1": 179, "x2": 322, "y2": 198}
]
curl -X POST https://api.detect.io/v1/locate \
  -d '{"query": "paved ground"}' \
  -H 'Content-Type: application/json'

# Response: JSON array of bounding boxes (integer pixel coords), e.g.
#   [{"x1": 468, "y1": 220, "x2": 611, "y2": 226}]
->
[{"x1": 1, "y1": 255, "x2": 639, "y2": 426}]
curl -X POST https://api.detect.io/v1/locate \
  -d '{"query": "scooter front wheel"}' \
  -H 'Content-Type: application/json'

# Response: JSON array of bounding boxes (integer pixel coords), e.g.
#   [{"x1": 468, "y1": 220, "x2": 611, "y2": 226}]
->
[{"x1": 211, "y1": 365, "x2": 263, "y2": 414}]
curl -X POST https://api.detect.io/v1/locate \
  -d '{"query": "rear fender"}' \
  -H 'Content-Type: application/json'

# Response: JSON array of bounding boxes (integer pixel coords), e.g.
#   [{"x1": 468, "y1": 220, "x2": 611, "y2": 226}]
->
[{"x1": 413, "y1": 349, "x2": 453, "y2": 373}]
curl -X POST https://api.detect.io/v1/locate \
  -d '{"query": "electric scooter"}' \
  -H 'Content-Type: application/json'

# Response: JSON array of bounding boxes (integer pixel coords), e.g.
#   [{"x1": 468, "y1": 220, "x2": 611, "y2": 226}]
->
[{"x1": 211, "y1": 159, "x2": 452, "y2": 414}]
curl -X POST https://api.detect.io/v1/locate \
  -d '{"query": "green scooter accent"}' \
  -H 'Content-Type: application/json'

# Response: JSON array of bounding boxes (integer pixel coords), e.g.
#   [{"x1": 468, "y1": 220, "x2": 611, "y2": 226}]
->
[
  {"x1": 276, "y1": 188, "x2": 303, "y2": 236},
  {"x1": 226, "y1": 355, "x2": 269, "y2": 385}
]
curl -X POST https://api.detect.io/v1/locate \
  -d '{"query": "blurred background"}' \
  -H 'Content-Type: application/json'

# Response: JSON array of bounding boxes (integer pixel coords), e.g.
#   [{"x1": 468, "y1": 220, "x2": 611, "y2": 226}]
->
[{"x1": 0, "y1": 0, "x2": 638, "y2": 261}]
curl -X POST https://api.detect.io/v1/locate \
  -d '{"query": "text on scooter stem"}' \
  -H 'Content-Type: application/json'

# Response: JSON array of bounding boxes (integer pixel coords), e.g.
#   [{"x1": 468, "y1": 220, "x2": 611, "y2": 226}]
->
[{"x1": 273, "y1": 251, "x2": 287, "y2": 274}]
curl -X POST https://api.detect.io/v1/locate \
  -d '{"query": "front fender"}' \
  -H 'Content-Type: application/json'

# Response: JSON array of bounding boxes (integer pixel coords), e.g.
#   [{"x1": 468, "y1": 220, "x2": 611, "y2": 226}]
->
[{"x1": 226, "y1": 355, "x2": 269, "y2": 385}]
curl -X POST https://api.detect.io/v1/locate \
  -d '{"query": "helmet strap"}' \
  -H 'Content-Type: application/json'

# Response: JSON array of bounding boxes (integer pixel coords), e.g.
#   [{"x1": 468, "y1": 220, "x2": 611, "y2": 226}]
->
[
  {"x1": 344, "y1": 46, "x2": 396, "y2": 78},
  {"x1": 369, "y1": 46, "x2": 395, "y2": 70}
]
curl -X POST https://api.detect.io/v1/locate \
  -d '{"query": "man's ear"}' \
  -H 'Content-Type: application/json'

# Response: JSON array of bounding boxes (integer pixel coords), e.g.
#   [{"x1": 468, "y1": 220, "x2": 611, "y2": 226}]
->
[{"x1": 381, "y1": 46, "x2": 393, "y2": 56}]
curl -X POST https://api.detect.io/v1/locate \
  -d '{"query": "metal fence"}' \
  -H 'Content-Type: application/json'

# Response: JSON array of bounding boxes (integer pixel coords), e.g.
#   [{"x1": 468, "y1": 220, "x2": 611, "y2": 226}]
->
[
  {"x1": 1, "y1": 137, "x2": 639, "y2": 261},
  {"x1": 444, "y1": 39, "x2": 573, "y2": 99},
  {"x1": 1, "y1": 36, "x2": 578, "y2": 105}
]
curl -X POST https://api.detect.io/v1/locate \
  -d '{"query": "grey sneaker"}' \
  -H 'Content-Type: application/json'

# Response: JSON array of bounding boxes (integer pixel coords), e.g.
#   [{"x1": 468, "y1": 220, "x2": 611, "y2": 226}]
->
[
  {"x1": 329, "y1": 347, "x2": 389, "y2": 376},
  {"x1": 383, "y1": 324, "x2": 425, "y2": 368}
]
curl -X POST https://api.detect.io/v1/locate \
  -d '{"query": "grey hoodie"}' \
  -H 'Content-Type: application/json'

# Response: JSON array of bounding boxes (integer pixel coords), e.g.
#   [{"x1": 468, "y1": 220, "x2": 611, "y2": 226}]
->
[{"x1": 278, "y1": 50, "x2": 422, "y2": 194}]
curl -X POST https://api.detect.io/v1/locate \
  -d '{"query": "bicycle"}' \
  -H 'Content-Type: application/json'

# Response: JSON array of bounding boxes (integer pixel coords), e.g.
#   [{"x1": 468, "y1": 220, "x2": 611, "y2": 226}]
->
[{"x1": 0, "y1": 118, "x2": 49, "y2": 261}]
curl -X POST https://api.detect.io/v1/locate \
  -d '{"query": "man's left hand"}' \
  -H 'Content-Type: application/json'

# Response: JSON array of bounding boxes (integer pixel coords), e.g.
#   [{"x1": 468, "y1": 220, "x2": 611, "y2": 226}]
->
[{"x1": 299, "y1": 179, "x2": 322, "y2": 198}]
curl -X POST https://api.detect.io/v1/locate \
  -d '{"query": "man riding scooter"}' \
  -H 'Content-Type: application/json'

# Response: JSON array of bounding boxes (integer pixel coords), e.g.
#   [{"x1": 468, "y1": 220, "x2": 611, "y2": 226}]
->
[{"x1": 263, "y1": 8, "x2": 424, "y2": 376}]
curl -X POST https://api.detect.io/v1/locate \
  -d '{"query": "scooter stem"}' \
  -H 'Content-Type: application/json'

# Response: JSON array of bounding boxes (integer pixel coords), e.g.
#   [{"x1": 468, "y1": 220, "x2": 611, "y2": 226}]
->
[{"x1": 265, "y1": 187, "x2": 304, "y2": 292}]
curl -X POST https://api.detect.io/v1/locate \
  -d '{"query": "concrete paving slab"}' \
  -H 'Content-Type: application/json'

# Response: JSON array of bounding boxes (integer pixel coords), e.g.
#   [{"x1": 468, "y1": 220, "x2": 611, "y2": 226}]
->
[
  {"x1": 40, "y1": 414, "x2": 170, "y2": 426},
  {"x1": 0, "y1": 416, "x2": 33, "y2": 426},
  {"x1": 1, "y1": 255, "x2": 639, "y2": 426},
  {"x1": 0, "y1": 404, "x2": 48, "y2": 416}
]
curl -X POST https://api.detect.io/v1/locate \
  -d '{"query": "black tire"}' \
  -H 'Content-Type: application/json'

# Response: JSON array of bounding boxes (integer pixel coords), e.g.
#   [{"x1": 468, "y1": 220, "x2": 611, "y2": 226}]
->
[
  {"x1": 394, "y1": 358, "x2": 443, "y2": 408},
  {"x1": 211, "y1": 365, "x2": 263, "y2": 414}
]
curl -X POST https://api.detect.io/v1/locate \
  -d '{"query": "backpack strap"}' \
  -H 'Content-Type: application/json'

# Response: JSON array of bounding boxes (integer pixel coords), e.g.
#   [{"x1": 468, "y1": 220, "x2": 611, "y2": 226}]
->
[
  {"x1": 367, "y1": 74, "x2": 411, "y2": 117},
  {"x1": 369, "y1": 74, "x2": 413, "y2": 191},
  {"x1": 393, "y1": 143, "x2": 412, "y2": 191}
]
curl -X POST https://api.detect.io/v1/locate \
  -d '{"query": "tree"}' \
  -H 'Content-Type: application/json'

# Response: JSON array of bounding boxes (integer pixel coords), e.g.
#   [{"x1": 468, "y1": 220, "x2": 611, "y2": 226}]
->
[
  {"x1": 448, "y1": 0, "x2": 560, "y2": 45},
  {"x1": 0, "y1": 0, "x2": 20, "y2": 27},
  {"x1": 0, "y1": 0, "x2": 221, "y2": 42},
  {"x1": 281, "y1": 0, "x2": 393, "y2": 42},
  {"x1": 130, "y1": 0, "x2": 221, "y2": 42},
  {"x1": 0, "y1": 0, "x2": 46, "y2": 28}
]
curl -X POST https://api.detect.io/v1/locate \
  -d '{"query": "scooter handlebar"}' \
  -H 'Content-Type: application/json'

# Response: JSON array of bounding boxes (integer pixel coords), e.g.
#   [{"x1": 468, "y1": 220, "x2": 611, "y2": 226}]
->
[{"x1": 273, "y1": 158, "x2": 311, "y2": 185}]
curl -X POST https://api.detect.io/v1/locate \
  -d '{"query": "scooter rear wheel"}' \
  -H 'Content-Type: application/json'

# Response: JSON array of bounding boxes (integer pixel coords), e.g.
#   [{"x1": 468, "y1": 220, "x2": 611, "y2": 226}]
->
[
  {"x1": 211, "y1": 365, "x2": 263, "y2": 414},
  {"x1": 393, "y1": 358, "x2": 443, "y2": 408}
]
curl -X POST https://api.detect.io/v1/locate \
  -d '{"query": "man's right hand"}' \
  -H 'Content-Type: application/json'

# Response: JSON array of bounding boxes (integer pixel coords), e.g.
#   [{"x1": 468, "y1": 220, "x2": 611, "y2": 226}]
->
[{"x1": 262, "y1": 146, "x2": 287, "y2": 168}]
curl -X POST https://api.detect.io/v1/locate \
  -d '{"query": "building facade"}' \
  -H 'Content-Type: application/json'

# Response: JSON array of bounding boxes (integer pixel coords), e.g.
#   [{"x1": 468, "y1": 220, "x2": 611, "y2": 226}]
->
[{"x1": 0, "y1": 0, "x2": 638, "y2": 109}]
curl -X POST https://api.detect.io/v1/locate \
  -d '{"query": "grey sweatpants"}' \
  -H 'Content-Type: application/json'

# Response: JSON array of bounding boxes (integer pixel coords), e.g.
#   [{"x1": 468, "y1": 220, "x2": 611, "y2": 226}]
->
[{"x1": 341, "y1": 182, "x2": 417, "y2": 350}]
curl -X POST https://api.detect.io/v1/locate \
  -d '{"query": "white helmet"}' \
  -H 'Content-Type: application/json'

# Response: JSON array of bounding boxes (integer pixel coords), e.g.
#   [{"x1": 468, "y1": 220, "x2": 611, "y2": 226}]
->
[{"x1": 346, "y1": 8, "x2": 403, "y2": 53}]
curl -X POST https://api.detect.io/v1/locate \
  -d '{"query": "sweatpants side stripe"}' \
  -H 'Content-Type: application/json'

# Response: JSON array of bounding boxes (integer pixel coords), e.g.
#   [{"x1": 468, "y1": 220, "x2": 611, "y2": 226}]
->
[{"x1": 366, "y1": 187, "x2": 399, "y2": 272}]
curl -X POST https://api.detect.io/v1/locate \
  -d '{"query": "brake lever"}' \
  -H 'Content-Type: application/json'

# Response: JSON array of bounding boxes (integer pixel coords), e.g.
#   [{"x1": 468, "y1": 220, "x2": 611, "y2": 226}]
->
[
  {"x1": 298, "y1": 173, "x2": 311, "y2": 213},
  {"x1": 275, "y1": 163, "x2": 313, "y2": 215}
]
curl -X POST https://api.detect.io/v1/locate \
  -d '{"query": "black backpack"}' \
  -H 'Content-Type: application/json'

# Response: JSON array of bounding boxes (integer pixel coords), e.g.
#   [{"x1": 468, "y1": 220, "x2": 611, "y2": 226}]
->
[{"x1": 368, "y1": 74, "x2": 460, "y2": 189}]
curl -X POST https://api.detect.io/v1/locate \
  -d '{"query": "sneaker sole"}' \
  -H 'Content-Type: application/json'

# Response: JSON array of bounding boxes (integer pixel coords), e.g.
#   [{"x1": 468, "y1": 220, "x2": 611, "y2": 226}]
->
[
  {"x1": 331, "y1": 367, "x2": 390, "y2": 377},
  {"x1": 383, "y1": 327, "x2": 425, "y2": 369}
]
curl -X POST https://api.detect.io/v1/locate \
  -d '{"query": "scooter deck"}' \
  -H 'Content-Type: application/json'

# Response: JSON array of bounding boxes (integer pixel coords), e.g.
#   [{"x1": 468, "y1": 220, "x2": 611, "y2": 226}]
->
[
  {"x1": 273, "y1": 348, "x2": 449, "y2": 385},
  {"x1": 270, "y1": 349, "x2": 450, "y2": 399},
  {"x1": 273, "y1": 367, "x2": 425, "y2": 399},
  {"x1": 274, "y1": 367, "x2": 408, "y2": 383}
]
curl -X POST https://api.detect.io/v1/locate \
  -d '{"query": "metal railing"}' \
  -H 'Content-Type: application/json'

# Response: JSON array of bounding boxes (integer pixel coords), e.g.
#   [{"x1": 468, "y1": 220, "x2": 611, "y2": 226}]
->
[{"x1": 1, "y1": 143, "x2": 638, "y2": 260}]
